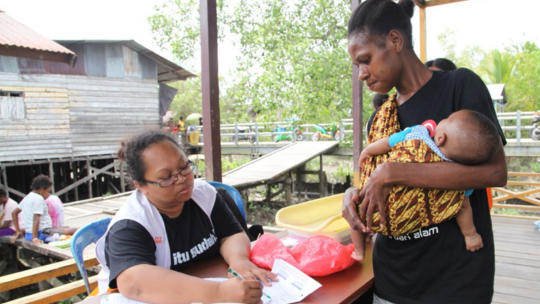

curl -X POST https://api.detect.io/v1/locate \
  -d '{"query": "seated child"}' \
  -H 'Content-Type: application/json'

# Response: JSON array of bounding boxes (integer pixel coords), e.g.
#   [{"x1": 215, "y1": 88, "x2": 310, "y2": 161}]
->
[
  {"x1": 0, "y1": 188, "x2": 24, "y2": 237},
  {"x1": 12, "y1": 175, "x2": 76, "y2": 244},
  {"x1": 45, "y1": 193, "x2": 77, "y2": 235},
  {"x1": 352, "y1": 109, "x2": 501, "y2": 260}
]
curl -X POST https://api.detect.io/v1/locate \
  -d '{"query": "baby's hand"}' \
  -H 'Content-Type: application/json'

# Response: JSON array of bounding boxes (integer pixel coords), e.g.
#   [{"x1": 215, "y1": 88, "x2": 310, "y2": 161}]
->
[{"x1": 358, "y1": 151, "x2": 371, "y2": 169}]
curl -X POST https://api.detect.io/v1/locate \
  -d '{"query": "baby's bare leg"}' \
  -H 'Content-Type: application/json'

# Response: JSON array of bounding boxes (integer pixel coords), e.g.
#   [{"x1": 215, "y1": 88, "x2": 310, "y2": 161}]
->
[
  {"x1": 457, "y1": 197, "x2": 483, "y2": 252},
  {"x1": 350, "y1": 228, "x2": 366, "y2": 261}
]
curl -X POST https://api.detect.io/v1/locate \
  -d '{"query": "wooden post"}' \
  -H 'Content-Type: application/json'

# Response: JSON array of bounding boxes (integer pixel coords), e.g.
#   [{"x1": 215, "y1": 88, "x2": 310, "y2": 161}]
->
[
  {"x1": 351, "y1": 0, "x2": 363, "y2": 187},
  {"x1": 71, "y1": 162, "x2": 79, "y2": 201},
  {"x1": 319, "y1": 155, "x2": 324, "y2": 197},
  {"x1": 119, "y1": 160, "x2": 125, "y2": 193},
  {"x1": 49, "y1": 162, "x2": 55, "y2": 193},
  {"x1": 1, "y1": 166, "x2": 8, "y2": 197},
  {"x1": 200, "y1": 0, "x2": 222, "y2": 182},
  {"x1": 419, "y1": 6, "x2": 427, "y2": 62},
  {"x1": 285, "y1": 175, "x2": 292, "y2": 205},
  {"x1": 86, "y1": 159, "x2": 93, "y2": 199}
]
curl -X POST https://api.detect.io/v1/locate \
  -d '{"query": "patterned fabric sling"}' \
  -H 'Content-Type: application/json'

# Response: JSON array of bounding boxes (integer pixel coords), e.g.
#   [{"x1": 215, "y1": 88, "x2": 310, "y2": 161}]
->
[{"x1": 358, "y1": 94, "x2": 464, "y2": 237}]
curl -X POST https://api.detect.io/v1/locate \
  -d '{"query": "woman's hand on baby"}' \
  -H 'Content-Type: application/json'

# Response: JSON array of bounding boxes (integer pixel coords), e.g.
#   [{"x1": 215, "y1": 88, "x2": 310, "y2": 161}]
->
[
  {"x1": 358, "y1": 163, "x2": 393, "y2": 232},
  {"x1": 342, "y1": 187, "x2": 367, "y2": 232},
  {"x1": 218, "y1": 277, "x2": 263, "y2": 304},
  {"x1": 229, "y1": 260, "x2": 277, "y2": 286}
]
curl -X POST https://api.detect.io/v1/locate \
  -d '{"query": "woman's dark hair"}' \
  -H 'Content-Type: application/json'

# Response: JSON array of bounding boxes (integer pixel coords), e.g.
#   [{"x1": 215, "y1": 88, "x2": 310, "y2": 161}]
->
[
  {"x1": 0, "y1": 188, "x2": 6, "y2": 197},
  {"x1": 425, "y1": 58, "x2": 457, "y2": 71},
  {"x1": 348, "y1": 0, "x2": 415, "y2": 48},
  {"x1": 372, "y1": 93, "x2": 389, "y2": 109},
  {"x1": 30, "y1": 174, "x2": 53, "y2": 190},
  {"x1": 117, "y1": 129, "x2": 183, "y2": 185}
]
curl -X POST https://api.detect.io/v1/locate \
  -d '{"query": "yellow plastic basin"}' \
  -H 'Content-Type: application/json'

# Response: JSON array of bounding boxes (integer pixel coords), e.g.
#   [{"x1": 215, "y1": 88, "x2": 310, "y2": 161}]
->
[{"x1": 275, "y1": 194, "x2": 350, "y2": 236}]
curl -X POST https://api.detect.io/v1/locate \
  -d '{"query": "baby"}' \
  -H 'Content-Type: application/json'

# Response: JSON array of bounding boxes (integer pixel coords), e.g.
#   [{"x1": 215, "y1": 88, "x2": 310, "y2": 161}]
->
[{"x1": 352, "y1": 109, "x2": 501, "y2": 261}]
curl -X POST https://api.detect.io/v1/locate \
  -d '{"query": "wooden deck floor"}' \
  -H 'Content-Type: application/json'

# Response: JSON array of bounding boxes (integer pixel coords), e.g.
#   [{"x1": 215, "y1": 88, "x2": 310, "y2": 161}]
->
[{"x1": 492, "y1": 216, "x2": 540, "y2": 304}]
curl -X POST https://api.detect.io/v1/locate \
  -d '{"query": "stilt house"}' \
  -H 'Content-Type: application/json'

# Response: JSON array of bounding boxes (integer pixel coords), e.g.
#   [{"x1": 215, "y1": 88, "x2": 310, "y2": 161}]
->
[{"x1": 0, "y1": 39, "x2": 194, "y2": 201}]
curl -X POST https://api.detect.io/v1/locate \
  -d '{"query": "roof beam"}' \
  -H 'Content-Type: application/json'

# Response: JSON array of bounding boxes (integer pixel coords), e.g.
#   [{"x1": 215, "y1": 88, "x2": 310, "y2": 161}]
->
[
  {"x1": 419, "y1": 6, "x2": 427, "y2": 62},
  {"x1": 413, "y1": 0, "x2": 426, "y2": 8},
  {"x1": 425, "y1": 0, "x2": 468, "y2": 7}
]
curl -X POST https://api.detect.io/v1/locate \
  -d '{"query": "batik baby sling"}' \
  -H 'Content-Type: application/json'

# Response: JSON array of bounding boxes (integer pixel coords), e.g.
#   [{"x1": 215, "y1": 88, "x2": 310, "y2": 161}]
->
[{"x1": 358, "y1": 94, "x2": 464, "y2": 237}]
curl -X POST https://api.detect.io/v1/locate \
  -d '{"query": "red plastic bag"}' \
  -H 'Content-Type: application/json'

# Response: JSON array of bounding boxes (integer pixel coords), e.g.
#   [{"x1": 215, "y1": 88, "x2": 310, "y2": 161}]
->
[{"x1": 250, "y1": 234, "x2": 356, "y2": 276}]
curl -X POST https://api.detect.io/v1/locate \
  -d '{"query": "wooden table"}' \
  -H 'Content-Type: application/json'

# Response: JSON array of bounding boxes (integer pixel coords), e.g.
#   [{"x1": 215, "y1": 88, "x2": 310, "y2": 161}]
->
[{"x1": 184, "y1": 241, "x2": 374, "y2": 304}]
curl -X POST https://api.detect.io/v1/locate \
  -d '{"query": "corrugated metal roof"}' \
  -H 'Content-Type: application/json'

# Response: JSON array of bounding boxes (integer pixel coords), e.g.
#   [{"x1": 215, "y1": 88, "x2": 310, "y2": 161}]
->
[
  {"x1": 0, "y1": 10, "x2": 77, "y2": 66},
  {"x1": 56, "y1": 40, "x2": 195, "y2": 83}
]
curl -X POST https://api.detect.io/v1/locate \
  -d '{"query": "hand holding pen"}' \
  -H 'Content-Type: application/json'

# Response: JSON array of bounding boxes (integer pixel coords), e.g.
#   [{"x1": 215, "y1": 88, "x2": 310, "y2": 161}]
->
[
  {"x1": 229, "y1": 268, "x2": 271, "y2": 300},
  {"x1": 218, "y1": 269, "x2": 265, "y2": 304}
]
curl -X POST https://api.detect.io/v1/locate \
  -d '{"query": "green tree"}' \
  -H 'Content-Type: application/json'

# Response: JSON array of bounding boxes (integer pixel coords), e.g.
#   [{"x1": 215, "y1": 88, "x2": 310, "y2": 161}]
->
[
  {"x1": 478, "y1": 49, "x2": 517, "y2": 85},
  {"x1": 166, "y1": 76, "x2": 203, "y2": 122},
  {"x1": 506, "y1": 42, "x2": 540, "y2": 111},
  {"x1": 228, "y1": 0, "x2": 353, "y2": 123},
  {"x1": 150, "y1": 0, "x2": 378, "y2": 126}
]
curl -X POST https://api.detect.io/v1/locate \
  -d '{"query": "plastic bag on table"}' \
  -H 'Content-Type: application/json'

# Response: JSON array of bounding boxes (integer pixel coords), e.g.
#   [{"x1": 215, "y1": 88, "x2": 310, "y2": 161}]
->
[{"x1": 249, "y1": 234, "x2": 356, "y2": 277}]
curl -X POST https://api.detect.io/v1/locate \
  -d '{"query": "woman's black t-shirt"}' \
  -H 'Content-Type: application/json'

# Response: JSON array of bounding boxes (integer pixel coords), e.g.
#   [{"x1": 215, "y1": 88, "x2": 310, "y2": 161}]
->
[
  {"x1": 104, "y1": 192, "x2": 243, "y2": 288},
  {"x1": 369, "y1": 68, "x2": 506, "y2": 304}
]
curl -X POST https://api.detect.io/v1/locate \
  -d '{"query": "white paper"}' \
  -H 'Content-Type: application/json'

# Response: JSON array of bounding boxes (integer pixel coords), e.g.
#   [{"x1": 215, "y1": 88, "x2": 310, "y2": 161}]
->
[
  {"x1": 263, "y1": 259, "x2": 322, "y2": 304},
  {"x1": 100, "y1": 293, "x2": 149, "y2": 304}
]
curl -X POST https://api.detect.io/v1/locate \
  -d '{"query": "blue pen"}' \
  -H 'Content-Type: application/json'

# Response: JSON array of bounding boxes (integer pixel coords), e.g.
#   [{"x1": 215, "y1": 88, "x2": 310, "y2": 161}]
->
[{"x1": 228, "y1": 268, "x2": 271, "y2": 300}]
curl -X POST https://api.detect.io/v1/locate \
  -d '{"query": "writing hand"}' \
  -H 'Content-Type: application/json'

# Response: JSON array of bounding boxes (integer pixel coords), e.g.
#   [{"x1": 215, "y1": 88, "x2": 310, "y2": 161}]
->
[{"x1": 218, "y1": 276, "x2": 263, "y2": 304}]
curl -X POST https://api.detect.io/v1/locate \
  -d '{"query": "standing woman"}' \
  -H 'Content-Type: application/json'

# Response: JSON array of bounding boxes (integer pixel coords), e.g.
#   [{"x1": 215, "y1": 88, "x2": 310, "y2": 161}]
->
[
  {"x1": 94, "y1": 130, "x2": 275, "y2": 304},
  {"x1": 342, "y1": 0, "x2": 507, "y2": 303}
]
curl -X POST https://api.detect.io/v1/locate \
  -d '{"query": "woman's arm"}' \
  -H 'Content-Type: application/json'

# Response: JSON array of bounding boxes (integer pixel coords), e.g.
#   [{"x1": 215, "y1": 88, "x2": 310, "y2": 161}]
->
[
  {"x1": 116, "y1": 264, "x2": 263, "y2": 304},
  {"x1": 358, "y1": 146, "x2": 507, "y2": 230},
  {"x1": 220, "y1": 232, "x2": 277, "y2": 286}
]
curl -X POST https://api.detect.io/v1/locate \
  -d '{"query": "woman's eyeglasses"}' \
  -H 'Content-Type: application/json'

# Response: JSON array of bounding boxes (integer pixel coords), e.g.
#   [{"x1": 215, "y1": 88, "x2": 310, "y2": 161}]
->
[{"x1": 143, "y1": 160, "x2": 194, "y2": 188}]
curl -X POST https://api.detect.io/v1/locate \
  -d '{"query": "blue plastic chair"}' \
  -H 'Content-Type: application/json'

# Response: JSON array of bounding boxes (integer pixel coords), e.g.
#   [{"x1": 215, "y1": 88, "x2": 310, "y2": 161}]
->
[
  {"x1": 208, "y1": 181, "x2": 246, "y2": 222},
  {"x1": 70, "y1": 217, "x2": 112, "y2": 295}
]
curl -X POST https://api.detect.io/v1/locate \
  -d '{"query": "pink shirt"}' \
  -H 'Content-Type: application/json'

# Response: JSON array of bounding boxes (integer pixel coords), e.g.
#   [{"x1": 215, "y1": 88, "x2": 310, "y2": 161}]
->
[
  {"x1": 45, "y1": 195, "x2": 65, "y2": 228},
  {"x1": 1, "y1": 198, "x2": 22, "y2": 230}
]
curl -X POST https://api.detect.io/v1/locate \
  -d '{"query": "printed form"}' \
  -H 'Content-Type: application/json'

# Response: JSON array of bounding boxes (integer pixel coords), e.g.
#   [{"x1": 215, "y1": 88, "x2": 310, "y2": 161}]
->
[{"x1": 263, "y1": 259, "x2": 322, "y2": 304}]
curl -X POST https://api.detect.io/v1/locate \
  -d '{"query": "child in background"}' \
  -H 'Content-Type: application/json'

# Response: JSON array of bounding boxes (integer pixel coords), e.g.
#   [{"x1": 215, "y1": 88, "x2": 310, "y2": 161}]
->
[
  {"x1": 0, "y1": 188, "x2": 23, "y2": 237},
  {"x1": 12, "y1": 175, "x2": 76, "y2": 244},
  {"x1": 352, "y1": 110, "x2": 501, "y2": 261},
  {"x1": 45, "y1": 193, "x2": 73, "y2": 231}
]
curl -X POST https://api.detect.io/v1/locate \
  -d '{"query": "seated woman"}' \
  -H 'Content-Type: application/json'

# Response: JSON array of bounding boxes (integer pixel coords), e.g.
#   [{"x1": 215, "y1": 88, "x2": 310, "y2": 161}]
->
[{"x1": 94, "y1": 130, "x2": 275, "y2": 304}]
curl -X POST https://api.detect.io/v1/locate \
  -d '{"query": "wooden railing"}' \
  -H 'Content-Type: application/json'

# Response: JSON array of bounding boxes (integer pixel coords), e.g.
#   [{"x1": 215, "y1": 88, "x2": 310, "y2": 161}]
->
[
  {"x1": 0, "y1": 252, "x2": 98, "y2": 304},
  {"x1": 491, "y1": 172, "x2": 540, "y2": 219},
  {"x1": 184, "y1": 110, "x2": 539, "y2": 145}
]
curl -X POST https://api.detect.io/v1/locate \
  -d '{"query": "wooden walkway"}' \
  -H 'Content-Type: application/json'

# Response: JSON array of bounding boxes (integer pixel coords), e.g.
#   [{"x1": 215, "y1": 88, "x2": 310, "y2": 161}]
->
[
  {"x1": 222, "y1": 141, "x2": 338, "y2": 188},
  {"x1": 492, "y1": 216, "x2": 540, "y2": 304}
]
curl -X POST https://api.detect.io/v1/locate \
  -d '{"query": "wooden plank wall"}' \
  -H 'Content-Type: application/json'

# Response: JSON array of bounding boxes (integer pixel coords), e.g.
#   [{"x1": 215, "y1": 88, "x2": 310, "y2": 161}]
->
[
  {"x1": 67, "y1": 76, "x2": 159, "y2": 157},
  {"x1": 0, "y1": 72, "x2": 159, "y2": 162},
  {"x1": 0, "y1": 73, "x2": 72, "y2": 161}
]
